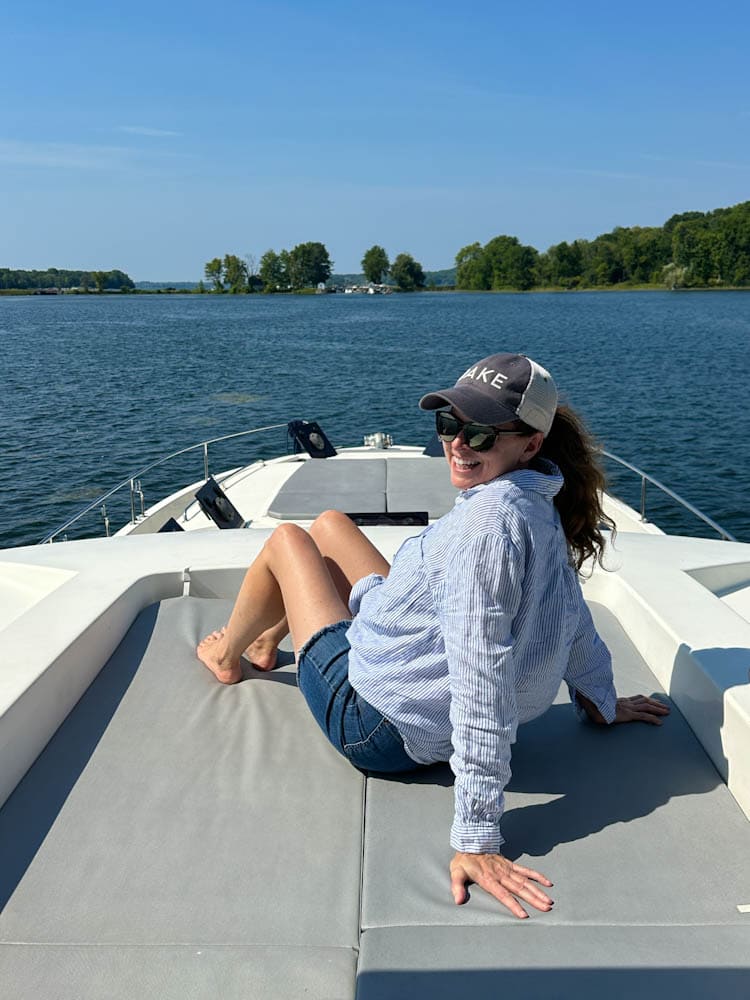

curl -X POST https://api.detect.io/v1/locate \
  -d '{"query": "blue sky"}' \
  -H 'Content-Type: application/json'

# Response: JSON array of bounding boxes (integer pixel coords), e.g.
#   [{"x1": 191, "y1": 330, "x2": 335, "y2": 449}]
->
[{"x1": 2, "y1": 0, "x2": 749, "y2": 279}]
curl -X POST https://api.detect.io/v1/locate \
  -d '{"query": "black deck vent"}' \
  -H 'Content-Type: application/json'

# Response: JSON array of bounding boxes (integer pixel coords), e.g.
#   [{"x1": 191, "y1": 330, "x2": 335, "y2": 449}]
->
[
  {"x1": 195, "y1": 477, "x2": 245, "y2": 529},
  {"x1": 158, "y1": 517, "x2": 185, "y2": 533},
  {"x1": 287, "y1": 420, "x2": 337, "y2": 458}
]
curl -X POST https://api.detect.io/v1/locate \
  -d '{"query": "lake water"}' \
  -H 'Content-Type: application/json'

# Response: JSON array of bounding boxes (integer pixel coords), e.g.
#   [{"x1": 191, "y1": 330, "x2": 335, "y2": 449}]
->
[{"x1": 2, "y1": 290, "x2": 749, "y2": 548}]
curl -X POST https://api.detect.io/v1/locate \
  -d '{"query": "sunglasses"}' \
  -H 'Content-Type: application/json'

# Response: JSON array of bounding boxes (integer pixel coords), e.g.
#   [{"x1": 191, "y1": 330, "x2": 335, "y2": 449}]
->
[{"x1": 435, "y1": 411, "x2": 527, "y2": 452}]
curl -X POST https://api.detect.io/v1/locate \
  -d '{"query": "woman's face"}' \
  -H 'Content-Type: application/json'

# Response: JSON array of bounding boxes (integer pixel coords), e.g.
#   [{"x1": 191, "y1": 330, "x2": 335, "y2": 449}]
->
[{"x1": 443, "y1": 407, "x2": 544, "y2": 490}]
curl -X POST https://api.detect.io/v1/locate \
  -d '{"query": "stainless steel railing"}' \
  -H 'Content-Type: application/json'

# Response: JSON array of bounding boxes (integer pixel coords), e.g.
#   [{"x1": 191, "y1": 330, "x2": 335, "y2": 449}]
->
[
  {"x1": 601, "y1": 450, "x2": 736, "y2": 542},
  {"x1": 39, "y1": 423, "x2": 289, "y2": 544},
  {"x1": 38, "y1": 432, "x2": 737, "y2": 544}
]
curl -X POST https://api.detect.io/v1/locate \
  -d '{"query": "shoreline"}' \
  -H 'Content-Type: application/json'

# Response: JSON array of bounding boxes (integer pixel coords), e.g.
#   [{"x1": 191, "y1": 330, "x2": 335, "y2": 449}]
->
[{"x1": 3, "y1": 284, "x2": 750, "y2": 298}]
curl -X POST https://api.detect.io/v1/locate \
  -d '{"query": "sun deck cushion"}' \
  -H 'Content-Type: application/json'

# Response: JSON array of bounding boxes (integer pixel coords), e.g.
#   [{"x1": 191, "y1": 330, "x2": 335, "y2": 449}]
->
[
  {"x1": 267, "y1": 457, "x2": 459, "y2": 521},
  {"x1": 360, "y1": 602, "x2": 750, "y2": 931},
  {"x1": 356, "y1": 926, "x2": 750, "y2": 999},
  {"x1": 269, "y1": 459, "x2": 387, "y2": 519},
  {"x1": 384, "y1": 458, "x2": 457, "y2": 519},
  {"x1": 2, "y1": 595, "x2": 750, "y2": 998},
  {"x1": 0, "y1": 944, "x2": 356, "y2": 1000},
  {"x1": 0, "y1": 597, "x2": 363, "y2": 998}
]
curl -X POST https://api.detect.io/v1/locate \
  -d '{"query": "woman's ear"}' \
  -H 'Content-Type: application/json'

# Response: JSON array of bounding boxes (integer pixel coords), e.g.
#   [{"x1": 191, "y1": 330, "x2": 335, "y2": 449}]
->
[{"x1": 522, "y1": 431, "x2": 544, "y2": 463}]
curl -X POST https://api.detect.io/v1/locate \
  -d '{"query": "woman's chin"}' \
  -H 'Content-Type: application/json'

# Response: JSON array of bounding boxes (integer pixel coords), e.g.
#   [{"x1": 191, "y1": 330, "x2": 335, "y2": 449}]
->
[{"x1": 449, "y1": 459, "x2": 483, "y2": 489}]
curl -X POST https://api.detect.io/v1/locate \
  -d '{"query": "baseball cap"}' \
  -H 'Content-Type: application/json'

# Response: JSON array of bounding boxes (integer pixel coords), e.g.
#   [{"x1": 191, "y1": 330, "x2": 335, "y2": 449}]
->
[{"x1": 419, "y1": 353, "x2": 558, "y2": 436}]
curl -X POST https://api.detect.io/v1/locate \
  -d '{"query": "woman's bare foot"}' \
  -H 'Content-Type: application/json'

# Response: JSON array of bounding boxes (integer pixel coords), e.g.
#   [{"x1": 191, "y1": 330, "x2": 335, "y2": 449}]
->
[
  {"x1": 244, "y1": 634, "x2": 279, "y2": 672},
  {"x1": 197, "y1": 630, "x2": 242, "y2": 684}
]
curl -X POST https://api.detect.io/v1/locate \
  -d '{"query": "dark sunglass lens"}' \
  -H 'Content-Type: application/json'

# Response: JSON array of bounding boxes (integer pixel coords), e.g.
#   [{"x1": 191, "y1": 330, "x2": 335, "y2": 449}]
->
[
  {"x1": 436, "y1": 412, "x2": 459, "y2": 440},
  {"x1": 465, "y1": 425, "x2": 495, "y2": 451}
]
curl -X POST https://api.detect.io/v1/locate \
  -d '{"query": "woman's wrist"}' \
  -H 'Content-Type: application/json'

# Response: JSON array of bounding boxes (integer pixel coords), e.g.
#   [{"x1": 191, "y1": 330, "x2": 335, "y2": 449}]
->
[{"x1": 575, "y1": 690, "x2": 607, "y2": 724}]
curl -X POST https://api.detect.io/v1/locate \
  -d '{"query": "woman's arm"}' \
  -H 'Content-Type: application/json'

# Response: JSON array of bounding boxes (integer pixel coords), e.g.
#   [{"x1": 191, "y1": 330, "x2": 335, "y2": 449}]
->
[
  {"x1": 436, "y1": 531, "x2": 556, "y2": 916},
  {"x1": 565, "y1": 585, "x2": 670, "y2": 725},
  {"x1": 563, "y1": 581, "x2": 618, "y2": 722}
]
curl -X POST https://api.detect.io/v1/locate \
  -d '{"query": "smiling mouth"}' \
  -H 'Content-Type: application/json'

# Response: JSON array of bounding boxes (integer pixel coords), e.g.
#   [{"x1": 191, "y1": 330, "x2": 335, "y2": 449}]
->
[{"x1": 453, "y1": 457, "x2": 480, "y2": 470}]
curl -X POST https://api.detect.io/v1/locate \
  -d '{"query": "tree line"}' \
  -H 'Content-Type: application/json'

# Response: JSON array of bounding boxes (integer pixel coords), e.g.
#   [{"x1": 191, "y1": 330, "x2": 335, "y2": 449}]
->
[
  {"x1": 202, "y1": 244, "x2": 426, "y2": 292},
  {"x1": 8, "y1": 200, "x2": 747, "y2": 295},
  {"x1": 202, "y1": 244, "x2": 333, "y2": 293},
  {"x1": 359, "y1": 246, "x2": 425, "y2": 290},
  {"x1": 455, "y1": 200, "x2": 750, "y2": 291},
  {"x1": 0, "y1": 268, "x2": 135, "y2": 291}
]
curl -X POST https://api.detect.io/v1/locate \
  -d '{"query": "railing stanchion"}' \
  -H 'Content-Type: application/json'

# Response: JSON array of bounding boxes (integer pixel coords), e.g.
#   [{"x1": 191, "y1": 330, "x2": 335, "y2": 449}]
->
[
  {"x1": 203, "y1": 442, "x2": 209, "y2": 481},
  {"x1": 640, "y1": 476, "x2": 647, "y2": 523},
  {"x1": 129, "y1": 479, "x2": 136, "y2": 525}
]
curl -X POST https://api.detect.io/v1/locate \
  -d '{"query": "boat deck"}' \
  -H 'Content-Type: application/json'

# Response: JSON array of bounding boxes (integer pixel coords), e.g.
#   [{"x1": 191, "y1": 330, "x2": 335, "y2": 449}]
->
[
  {"x1": 121, "y1": 447, "x2": 664, "y2": 537},
  {"x1": 2, "y1": 592, "x2": 749, "y2": 998}
]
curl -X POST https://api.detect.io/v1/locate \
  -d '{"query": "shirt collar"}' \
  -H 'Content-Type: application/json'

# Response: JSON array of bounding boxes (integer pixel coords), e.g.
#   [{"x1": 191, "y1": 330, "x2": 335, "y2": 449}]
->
[{"x1": 455, "y1": 458, "x2": 563, "y2": 504}]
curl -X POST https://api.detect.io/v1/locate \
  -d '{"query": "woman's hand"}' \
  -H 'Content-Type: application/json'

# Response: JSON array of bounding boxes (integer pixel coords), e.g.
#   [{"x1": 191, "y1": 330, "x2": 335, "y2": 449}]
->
[
  {"x1": 450, "y1": 851, "x2": 554, "y2": 919},
  {"x1": 613, "y1": 694, "x2": 671, "y2": 724},
  {"x1": 576, "y1": 691, "x2": 670, "y2": 725}
]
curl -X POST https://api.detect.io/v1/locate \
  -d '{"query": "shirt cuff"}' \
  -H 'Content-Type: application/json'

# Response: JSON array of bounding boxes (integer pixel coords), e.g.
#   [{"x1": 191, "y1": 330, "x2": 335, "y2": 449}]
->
[
  {"x1": 347, "y1": 573, "x2": 384, "y2": 616},
  {"x1": 568, "y1": 683, "x2": 617, "y2": 724},
  {"x1": 450, "y1": 820, "x2": 505, "y2": 854}
]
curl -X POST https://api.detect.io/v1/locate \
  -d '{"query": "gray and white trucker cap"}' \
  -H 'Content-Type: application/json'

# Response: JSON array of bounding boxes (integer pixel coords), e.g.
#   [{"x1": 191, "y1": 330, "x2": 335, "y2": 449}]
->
[{"x1": 419, "y1": 353, "x2": 558, "y2": 436}]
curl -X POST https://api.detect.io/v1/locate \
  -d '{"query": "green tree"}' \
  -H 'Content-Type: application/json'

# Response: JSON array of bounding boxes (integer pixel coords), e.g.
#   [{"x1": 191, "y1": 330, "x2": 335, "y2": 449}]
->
[
  {"x1": 662, "y1": 263, "x2": 688, "y2": 289},
  {"x1": 259, "y1": 249, "x2": 286, "y2": 292},
  {"x1": 583, "y1": 236, "x2": 625, "y2": 285},
  {"x1": 542, "y1": 240, "x2": 585, "y2": 288},
  {"x1": 107, "y1": 269, "x2": 135, "y2": 290},
  {"x1": 455, "y1": 243, "x2": 490, "y2": 290},
  {"x1": 204, "y1": 257, "x2": 224, "y2": 292},
  {"x1": 245, "y1": 254, "x2": 262, "y2": 292},
  {"x1": 390, "y1": 253, "x2": 425, "y2": 291},
  {"x1": 733, "y1": 253, "x2": 750, "y2": 285},
  {"x1": 223, "y1": 254, "x2": 248, "y2": 293},
  {"x1": 361, "y1": 245, "x2": 390, "y2": 284},
  {"x1": 287, "y1": 241, "x2": 332, "y2": 289},
  {"x1": 482, "y1": 236, "x2": 537, "y2": 290}
]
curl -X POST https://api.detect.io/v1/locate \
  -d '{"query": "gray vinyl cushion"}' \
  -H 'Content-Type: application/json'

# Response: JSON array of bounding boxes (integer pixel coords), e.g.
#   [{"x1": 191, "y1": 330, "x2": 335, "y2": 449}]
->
[
  {"x1": 385, "y1": 458, "x2": 457, "y2": 518},
  {"x1": 356, "y1": 926, "x2": 750, "y2": 999},
  {"x1": 2, "y1": 596, "x2": 750, "y2": 999},
  {"x1": 0, "y1": 945, "x2": 356, "y2": 1000},
  {"x1": 0, "y1": 598, "x2": 363, "y2": 998},
  {"x1": 361, "y1": 602, "x2": 750, "y2": 929},
  {"x1": 269, "y1": 459, "x2": 386, "y2": 518},
  {"x1": 268, "y1": 457, "x2": 458, "y2": 520}
]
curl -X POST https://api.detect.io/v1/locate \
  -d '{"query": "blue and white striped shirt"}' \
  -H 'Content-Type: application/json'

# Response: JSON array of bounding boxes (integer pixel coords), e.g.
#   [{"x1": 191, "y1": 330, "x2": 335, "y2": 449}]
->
[{"x1": 346, "y1": 460, "x2": 616, "y2": 853}]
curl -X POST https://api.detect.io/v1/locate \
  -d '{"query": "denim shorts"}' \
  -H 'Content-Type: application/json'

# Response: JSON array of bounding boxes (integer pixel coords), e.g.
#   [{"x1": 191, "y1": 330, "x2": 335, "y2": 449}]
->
[{"x1": 297, "y1": 620, "x2": 417, "y2": 774}]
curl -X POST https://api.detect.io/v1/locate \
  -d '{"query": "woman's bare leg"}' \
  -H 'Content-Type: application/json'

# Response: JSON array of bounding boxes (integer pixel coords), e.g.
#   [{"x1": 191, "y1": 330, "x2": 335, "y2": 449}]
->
[
  {"x1": 197, "y1": 522, "x2": 352, "y2": 683},
  {"x1": 244, "y1": 510, "x2": 390, "y2": 670},
  {"x1": 243, "y1": 619, "x2": 290, "y2": 671}
]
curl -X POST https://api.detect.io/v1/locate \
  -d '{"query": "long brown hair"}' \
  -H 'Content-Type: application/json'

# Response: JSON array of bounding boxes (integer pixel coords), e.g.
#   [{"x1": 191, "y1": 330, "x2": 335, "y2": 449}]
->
[{"x1": 527, "y1": 405, "x2": 615, "y2": 572}]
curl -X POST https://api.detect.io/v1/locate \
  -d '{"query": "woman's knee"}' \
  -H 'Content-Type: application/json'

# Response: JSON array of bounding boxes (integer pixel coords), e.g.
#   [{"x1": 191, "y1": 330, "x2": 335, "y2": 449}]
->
[
  {"x1": 266, "y1": 521, "x2": 313, "y2": 556},
  {"x1": 310, "y1": 509, "x2": 351, "y2": 539}
]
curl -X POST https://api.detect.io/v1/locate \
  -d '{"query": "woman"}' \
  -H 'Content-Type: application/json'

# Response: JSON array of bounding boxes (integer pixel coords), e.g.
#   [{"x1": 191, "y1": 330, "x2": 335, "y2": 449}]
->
[{"x1": 197, "y1": 352, "x2": 668, "y2": 919}]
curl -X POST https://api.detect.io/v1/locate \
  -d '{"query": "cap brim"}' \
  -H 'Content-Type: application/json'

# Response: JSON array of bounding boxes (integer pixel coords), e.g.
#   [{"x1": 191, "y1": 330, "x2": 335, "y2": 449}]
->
[{"x1": 419, "y1": 386, "x2": 519, "y2": 426}]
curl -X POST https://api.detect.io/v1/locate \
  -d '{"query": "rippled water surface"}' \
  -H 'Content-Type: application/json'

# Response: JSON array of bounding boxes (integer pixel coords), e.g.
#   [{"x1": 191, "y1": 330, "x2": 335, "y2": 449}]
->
[{"x1": 2, "y1": 291, "x2": 749, "y2": 547}]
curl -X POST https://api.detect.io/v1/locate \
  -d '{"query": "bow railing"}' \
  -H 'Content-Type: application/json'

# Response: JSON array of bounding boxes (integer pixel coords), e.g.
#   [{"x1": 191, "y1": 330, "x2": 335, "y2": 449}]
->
[
  {"x1": 601, "y1": 450, "x2": 736, "y2": 542},
  {"x1": 39, "y1": 423, "x2": 289, "y2": 543}
]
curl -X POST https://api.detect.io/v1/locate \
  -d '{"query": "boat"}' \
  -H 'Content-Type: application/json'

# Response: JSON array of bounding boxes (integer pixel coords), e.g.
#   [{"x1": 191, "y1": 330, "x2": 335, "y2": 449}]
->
[
  {"x1": 1, "y1": 419, "x2": 749, "y2": 998},
  {"x1": 343, "y1": 283, "x2": 392, "y2": 294}
]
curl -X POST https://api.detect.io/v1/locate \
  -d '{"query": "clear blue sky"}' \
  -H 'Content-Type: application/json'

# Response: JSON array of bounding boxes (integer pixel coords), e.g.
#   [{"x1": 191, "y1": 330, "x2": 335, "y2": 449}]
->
[{"x1": 2, "y1": 0, "x2": 748, "y2": 280}]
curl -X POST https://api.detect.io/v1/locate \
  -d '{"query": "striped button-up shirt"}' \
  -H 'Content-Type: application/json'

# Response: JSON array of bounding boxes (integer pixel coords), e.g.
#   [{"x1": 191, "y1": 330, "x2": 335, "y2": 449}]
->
[{"x1": 346, "y1": 461, "x2": 616, "y2": 853}]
